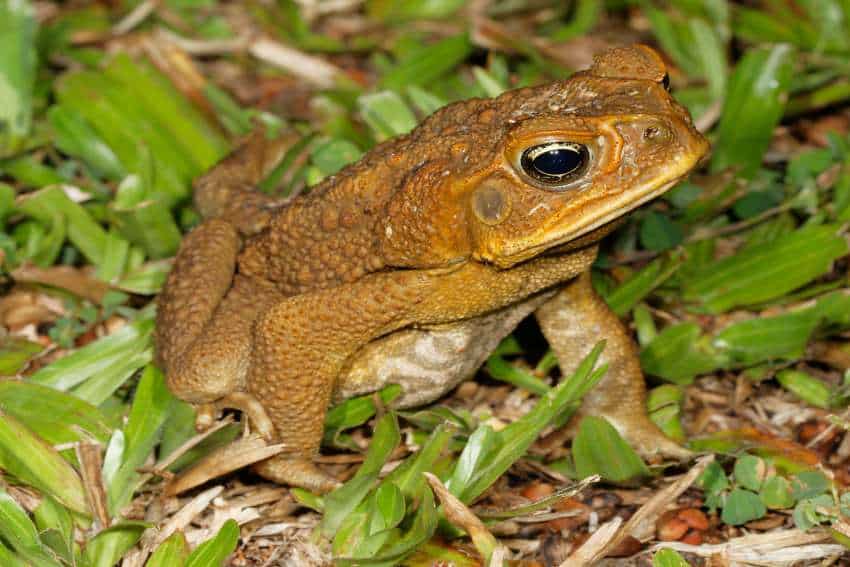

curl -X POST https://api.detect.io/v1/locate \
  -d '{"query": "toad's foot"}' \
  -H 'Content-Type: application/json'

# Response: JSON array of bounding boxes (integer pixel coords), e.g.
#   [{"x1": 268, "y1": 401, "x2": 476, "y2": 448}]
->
[
  {"x1": 195, "y1": 392, "x2": 276, "y2": 441},
  {"x1": 608, "y1": 412, "x2": 694, "y2": 462},
  {"x1": 253, "y1": 455, "x2": 341, "y2": 494}
]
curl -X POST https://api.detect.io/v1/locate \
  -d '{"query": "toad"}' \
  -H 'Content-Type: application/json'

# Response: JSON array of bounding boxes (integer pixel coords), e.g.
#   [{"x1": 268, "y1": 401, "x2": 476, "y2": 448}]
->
[{"x1": 155, "y1": 45, "x2": 709, "y2": 493}]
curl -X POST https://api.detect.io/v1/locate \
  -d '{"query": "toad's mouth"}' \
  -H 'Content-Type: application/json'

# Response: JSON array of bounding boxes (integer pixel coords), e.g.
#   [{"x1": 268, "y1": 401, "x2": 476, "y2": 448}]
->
[{"x1": 491, "y1": 161, "x2": 699, "y2": 269}]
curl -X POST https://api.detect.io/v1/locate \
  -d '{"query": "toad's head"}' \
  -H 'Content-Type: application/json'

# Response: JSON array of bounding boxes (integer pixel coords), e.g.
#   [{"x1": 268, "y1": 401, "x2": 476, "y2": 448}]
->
[{"x1": 379, "y1": 44, "x2": 709, "y2": 268}]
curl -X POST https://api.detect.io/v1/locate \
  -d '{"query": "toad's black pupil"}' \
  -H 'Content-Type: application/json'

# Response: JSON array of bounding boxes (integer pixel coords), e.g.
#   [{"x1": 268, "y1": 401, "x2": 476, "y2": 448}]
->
[
  {"x1": 520, "y1": 142, "x2": 588, "y2": 186},
  {"x1": 533, "y1": 148, "x2": 581, "y2": 176}
]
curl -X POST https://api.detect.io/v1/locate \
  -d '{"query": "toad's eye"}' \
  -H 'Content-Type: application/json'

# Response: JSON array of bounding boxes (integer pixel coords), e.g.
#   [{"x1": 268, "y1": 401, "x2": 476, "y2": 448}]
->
[
  {"x1": 520, "y1": 142, "x2": 589, "y2": 186},
  {"x1": 662, "y1": 73, "x2": 671, "y2": 91}
]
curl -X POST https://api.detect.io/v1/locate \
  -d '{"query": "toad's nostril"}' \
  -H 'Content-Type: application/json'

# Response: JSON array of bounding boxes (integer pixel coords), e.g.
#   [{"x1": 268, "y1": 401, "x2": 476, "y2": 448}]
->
[
  {"x1": 643, "y1": 126, "x2": 660, "y2": 139},
  {"x1": 643, "y1": 124, "x2": 672, "y2": 143}
]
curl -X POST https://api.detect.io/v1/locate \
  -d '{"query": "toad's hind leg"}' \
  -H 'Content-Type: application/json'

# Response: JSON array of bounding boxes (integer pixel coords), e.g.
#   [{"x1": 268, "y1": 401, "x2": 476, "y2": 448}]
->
[
  {"x1": 155, "y1": 220, "x2": 281, "y2": 432},
  {"x1": 535, "y1": 272, "x2": 691, "y2": 460},
  {"x1": 156, "y1": 218, "x2": 241, "y2": 397}
]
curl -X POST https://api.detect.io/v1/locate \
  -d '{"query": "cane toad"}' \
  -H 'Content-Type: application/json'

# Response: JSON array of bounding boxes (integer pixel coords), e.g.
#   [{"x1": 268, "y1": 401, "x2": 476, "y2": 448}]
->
[{"x1": 155, "y1": 45, "x2": 709, "y2": 493}]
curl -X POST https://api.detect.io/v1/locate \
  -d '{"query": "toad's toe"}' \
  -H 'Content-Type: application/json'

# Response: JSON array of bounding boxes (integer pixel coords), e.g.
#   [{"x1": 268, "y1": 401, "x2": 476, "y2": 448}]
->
[{"x1": 253, "y1": 456, "x2": 341, "y2": 494}]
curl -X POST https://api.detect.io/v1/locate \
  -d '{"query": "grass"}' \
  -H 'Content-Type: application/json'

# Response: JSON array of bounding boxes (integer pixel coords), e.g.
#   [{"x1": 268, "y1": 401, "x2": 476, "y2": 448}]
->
[{"x1": 0, "y1": 0, "x2": 849, "y2": 565}]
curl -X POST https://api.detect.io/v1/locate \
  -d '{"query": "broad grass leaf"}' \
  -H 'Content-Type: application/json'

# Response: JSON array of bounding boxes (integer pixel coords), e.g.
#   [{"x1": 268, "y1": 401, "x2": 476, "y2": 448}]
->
[
  {"x1": 605, "y1": 253, "x2": 683, "y2": 317},
  {"x1": 32, "y1": 497, "x2": 75, "y2": 565},
  {"x1": 0, "y1": 491, "x2": 41, "y2": 554},
  {"x1": 640, "y1": 211, "x2": 684, "y2": 252},
  {"x1": 81, "y1": 521, "x2": 148, "y2": 567},
  {"x1": 106, "y1": 365, "x2": 176, "y2": 516},
  {"x1": 358, "y1": 91, "x2": 417, "y2": 141},
  {"x1": 455, "y1": 343, "x2": 607, "y2": 502},
  {"x1": 324, "y1": 384, "x2": 402, "y2": 446},
  {"x1": 110, "y1": 175, "x2": 182, "y2": 260},
  {"x1": 446, "y1": 425, "x2": 500, "y2": 497},
  {"x1": 682, "y1": 224, "x2": 848, "y2": 313},
  {"x1": 572, "y1": 416, "x2": 651, "y2": 484},
  {"x1": 0, "y1": 381, "x2": 113, "y2": 444},
  {"x1": 16, "y1": 186, "x2": 110, "y2": 267},
  {"x1": 322, "y1": 412, "x2": 401, "y2": 538},
  {"x1": 310, "y1": 138, "x2": 363, "y2": 177},
  {"x1": 653, "y1": 548, "x2": 690, "y2": 567},
  {"x1": 640, "y1": 323, "x2": 722, "y2": 383},
  {"x1": 116, "y1": 259, "x2": 170, "y2": 295},
  {"x1": 48, "y1": 105, "x2": 125, "y2": 180},
  {"x1": 146, "y1": 532, "x2": 189, "y2": 567},
  {"x1": 0, "y1": 336, "x2": 43, "y2": 375},
  {"x1": 485, "y1": 354, "x2": 550, "y2": 395},
  {"x1": 0, "y1": 0, "x2": 37, "y2": 157},
  {"x1": 383, "y1": 424, "x2": 453, "y2": 499},
  {"x1": 713, "y1": 310, "x2": 820, "y2": 366},
  {"x1": 647, "y1": 385, "x2": 686, "y2": 443},
  {"x1": 0, "y1": 413, "x2": 89, "y2": 515},
  {"x1": 184, "y1": 519, "x2": 239, "y2": 567},
  {"x1": 776, "y1": 369, "x2": 833, "y2": 409},
  {"x1": 711, "y1": 45, "x2": 793, "y2": 177},
  {"x1": 688, "y1": 17, "x2": 727, "y2": 100},
  {"x1": 379, "y1": 34, "x2": 471, "y2": 91},
  {"x1": 335, "y1": 486, "x2": 438, "y2": 567},
  {"x1": 28, "y1": 315, "x2": 153, "y2": 393},
  {"x1": 370, "y1": 482, "x2": 405, "y2": 534},
  {"x1": 367, "y1": 0, "x2": 466, "y2": 22}
]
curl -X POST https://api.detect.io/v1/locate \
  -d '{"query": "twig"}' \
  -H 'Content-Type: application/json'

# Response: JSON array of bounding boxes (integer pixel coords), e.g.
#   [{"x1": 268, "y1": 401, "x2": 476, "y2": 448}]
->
[
  {"x1": 113, "y1": 0, "x2": 159, "y2": 36},
  {"x1": 249, "y1": 38, "x2": 344, "y2": 89}
]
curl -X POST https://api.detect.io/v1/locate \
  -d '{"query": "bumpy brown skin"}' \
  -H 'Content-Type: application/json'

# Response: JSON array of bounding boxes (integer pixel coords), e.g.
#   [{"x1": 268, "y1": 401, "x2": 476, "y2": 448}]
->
[{"x1": 155, "y1": 45, "x2": 710, "y2": 493}]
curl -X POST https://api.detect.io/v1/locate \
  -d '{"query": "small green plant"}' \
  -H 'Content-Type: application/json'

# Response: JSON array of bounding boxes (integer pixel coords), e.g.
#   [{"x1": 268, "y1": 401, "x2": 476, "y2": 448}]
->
[{"x1": 698, "y1": 455, "x2": 848, "y2": 534}]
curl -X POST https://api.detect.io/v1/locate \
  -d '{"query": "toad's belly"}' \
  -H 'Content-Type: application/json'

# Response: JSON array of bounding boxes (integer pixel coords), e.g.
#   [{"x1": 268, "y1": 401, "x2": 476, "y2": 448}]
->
[{"x1": 334, "y1": 289, "x2": 557, "y2": 408}]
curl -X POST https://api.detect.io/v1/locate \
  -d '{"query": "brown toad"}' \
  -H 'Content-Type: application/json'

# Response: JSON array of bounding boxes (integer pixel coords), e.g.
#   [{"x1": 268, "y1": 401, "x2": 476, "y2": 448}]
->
[{"x1": 155, "y1": 44, "x2": 709, "y2": 493}]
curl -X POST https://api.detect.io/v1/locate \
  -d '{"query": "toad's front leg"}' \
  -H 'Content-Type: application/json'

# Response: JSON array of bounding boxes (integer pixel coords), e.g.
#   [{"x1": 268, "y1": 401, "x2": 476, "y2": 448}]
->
[
  {"x1": 535, "y1": 271, "x2": 691, "y2": 460},
  {"x1": 247, "y1": 271, "x2": 433, "y2": 493}
]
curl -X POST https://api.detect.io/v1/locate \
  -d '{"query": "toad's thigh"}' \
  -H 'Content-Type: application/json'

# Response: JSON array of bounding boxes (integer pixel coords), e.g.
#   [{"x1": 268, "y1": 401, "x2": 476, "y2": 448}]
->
[
  {"x1": 165, "y1": 275, "x2": 282, "y2": 403},
  {"x1": 336, "y1": 290, "x2": 557, "y2": 408}
]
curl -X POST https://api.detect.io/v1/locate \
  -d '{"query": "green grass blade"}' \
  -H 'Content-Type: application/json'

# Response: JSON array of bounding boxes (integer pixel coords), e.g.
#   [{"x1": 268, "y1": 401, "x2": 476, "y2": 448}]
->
[
  {"x1": 457, "y1": 343, "x2": 608, "y2": 503},
  {"x1": 640, "y1": 322, "x2": 723, "y2": 383},
  {"x1": 485, "y1": 354, "x2": 550, "y2": 395},
  {"x1": 146, "y1": 531, "x2": 189, "y2": 567},
  {"x1": 710, "y1": 44, "x2": 794, "y2": 177},
  {"x1": 358, "y1": 91, "x2": 418, "y2": 141},
  {"x1": 605, "y1": 253, "x2": 684, "y2": 317},
  {"x1": 106, "y1": 365, "x2": 176, "y2": 516},
  {"x1": 0, "y1": 491, "x2": 41, "y2": 553},
  {"x1": 713, "y1": 310, "x2": 820, "y2": 366},
  {"x1": 16, "y1": 186, "x2": 110, "y2": 267},
  {"x1": 335, "y1": 486, "x2": 438, "y2": 566},
  {"x1": 0, "y1": 413, "x2": 89, "y2": 515},
  {"x1": 81, "y1": 522, "x2": 148, "y2": 567},
  {"x1": 380, "y1": 34, "x2": 472, "y2": 91},
  {"x1": 184, "y1": 519, "x2": 239, "y2": 567},
  {"x1": 28, "y1": 315, "x2": 153, "y2": 392},
  {"x1": 322, "y1": 413, "x2": 401, "y2": 538},
  {"x1": 116, "y1": 260, "x2": 170, "y2": 295},
  {"x1": 48, "y1": 105, "x2": 125, "y2": 180},
  {"x1": 0, "y1": 0, "x2": 37, "y2": 158},
  {"x1": 0, "y1": 381, "x2": 113, "y2": 444},
  {"x1": 32, "y1": 497, "x2": 75, "y2": 565},
  {"x1": 104, "y1": 55, "x2": 228, "y2": 172},
  {"x1": 682, "y1": 224, "x2": 848, "y2": 313},
  {"x1": 110, "y1": 175, "x2": 182, "y2": 259},
  {"x1": 572, "y1": 416, "x2": 651, "y2": 484}
]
